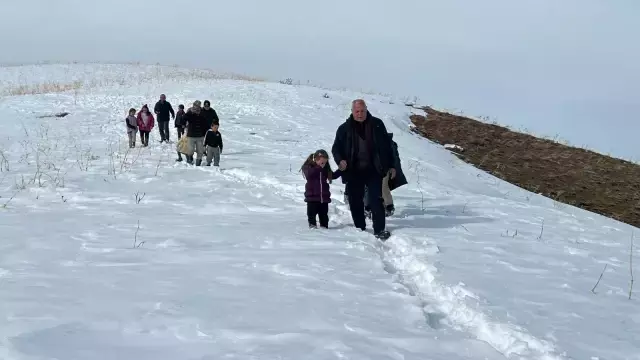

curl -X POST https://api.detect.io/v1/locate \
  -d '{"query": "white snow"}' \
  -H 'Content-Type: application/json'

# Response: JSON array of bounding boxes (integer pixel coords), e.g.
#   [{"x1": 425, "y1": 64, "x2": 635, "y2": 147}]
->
[{"x1": 0, "y1": 63, "x2": 639, "y2": 360}]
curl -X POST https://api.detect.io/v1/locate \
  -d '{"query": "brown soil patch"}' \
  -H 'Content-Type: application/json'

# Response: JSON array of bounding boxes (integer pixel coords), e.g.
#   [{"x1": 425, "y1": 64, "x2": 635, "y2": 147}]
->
[{"x1": 410, "y1": 106, "x2": 640, "y2": 228}]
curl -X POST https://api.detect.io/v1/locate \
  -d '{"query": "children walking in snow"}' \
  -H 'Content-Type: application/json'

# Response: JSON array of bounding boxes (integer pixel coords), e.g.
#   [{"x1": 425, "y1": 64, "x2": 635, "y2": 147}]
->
[
  {"x1": 136, "y1": 104, "x2": 155, "y2": 147},
  {"x1": 301, "y1": 149, "x2": 342, "y2": 228},
  {"x1": 203, "y1": 123, "x2": 223, "y2": 166},
  {"x1": 125, "y1": 108, "x2": 138, "y2": 148}
]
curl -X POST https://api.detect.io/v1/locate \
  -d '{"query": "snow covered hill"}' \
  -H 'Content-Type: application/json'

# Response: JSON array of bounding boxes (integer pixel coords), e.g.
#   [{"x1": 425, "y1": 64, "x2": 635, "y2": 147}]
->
[{"x1": 0, "y1": 63, "x2": 638, "y2": 360}]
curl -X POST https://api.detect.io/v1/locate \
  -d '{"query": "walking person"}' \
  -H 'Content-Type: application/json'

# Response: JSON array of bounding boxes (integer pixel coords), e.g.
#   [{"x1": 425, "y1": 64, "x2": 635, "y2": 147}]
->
[
  {"x1": 175, "y1": 104, "x2": 186, "y2": 139},
  {"x1": 301, "y1": 149, "x2": 342, "y2": 229},
  {"x1": 183, "y1": 100, "x2": 208, "y2": 165},
  {"x1": 201, "y1": 100, "x2": 220, "y2": 128},
  {"x1": 136, "y1": 104, "x2": 154, "y2": 147},
  {"x1": 363, "y1": 132, "x2": 407, "y2": 217},
  {"x1": 125, "y1": 107, "x2": 138, "y2": 148},
  {"x1": 154, "y1": 94, "x2": 175, "y2": 143},
  {"x1": 203, "y1": 122, "x2": 223, "y2": 166},
  {"x1": 331, "y1": 99, "x2": 396, "y2": 240},
  {"x1": 175, "y1": 104, "x2": 187, "y2": 162}
]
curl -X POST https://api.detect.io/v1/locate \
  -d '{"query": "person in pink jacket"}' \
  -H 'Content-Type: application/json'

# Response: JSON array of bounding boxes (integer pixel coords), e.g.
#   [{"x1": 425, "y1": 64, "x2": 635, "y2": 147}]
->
[{"x1": 136, "y1": 104, "x2": 155, "y2": 147}]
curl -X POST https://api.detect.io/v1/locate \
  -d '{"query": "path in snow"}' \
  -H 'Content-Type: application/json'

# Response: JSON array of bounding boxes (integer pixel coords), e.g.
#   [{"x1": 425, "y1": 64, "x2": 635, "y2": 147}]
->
[{"x1": 0, "y1": 64, "x2": 638, "y2": 360}]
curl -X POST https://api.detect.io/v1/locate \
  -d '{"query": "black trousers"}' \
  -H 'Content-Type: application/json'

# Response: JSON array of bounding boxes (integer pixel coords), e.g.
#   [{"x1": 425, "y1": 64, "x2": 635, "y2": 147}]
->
[
  {"x1": 177, "y1": 126, "x2": 185, "y2": 139},
  {"x1": 346, "y1": 169, "x2": 385, "y2": 233},
  {"x1": 139, "y1": 131, "x2": 150, "y2": 146},
  {"x1": 158, "y1": 120, "x2": 170, "y2": 141},
  {"x1": 307, "y1": 201, "x2": 329, "y2": 228}
]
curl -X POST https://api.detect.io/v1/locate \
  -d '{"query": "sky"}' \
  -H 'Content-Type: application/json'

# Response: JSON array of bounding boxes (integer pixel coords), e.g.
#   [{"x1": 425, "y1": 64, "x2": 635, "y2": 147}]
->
[{"x1": 1, "y1": 0, "x2": 639, "y2": 159}]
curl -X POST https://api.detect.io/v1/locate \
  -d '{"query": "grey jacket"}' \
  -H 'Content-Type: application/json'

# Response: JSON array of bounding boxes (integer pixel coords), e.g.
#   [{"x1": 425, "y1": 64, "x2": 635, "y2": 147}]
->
[{"x1": 126, "y1": 115, "x2": 138, "y2": 133}]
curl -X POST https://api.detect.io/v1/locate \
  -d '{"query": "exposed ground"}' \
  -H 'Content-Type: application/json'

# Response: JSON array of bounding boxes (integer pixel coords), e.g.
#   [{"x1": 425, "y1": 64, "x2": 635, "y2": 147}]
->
[{"x1": 410, "y1": 106, "x2": 640, "y2": 228}]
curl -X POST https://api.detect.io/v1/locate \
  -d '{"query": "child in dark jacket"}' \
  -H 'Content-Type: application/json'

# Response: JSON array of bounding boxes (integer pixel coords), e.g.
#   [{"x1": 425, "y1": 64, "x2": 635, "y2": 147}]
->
[
  {"x1": 301, "y1": 149, "x2": 342, "y2": 228},
  {"x1": 203, "y1": 123, "x2": 223, "y2": 166},
  {"x1": 175, "y1": 104, "x2": 187, "y2": 162},
  {"x1": 175, "y1": 104, "x2": 186, "y2": 138}
]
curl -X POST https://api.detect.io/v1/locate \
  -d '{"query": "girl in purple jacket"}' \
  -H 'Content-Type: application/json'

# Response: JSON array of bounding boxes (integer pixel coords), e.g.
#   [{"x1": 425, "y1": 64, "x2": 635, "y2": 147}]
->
[{"x1": 301, "y1": 149, "x2": 342, "y2": 228}]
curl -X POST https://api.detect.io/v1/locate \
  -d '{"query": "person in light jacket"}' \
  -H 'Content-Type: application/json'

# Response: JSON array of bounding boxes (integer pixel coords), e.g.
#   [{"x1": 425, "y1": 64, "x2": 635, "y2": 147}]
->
[{"x1": 125, "y1": 108, "x2": 138, "y2": 148}]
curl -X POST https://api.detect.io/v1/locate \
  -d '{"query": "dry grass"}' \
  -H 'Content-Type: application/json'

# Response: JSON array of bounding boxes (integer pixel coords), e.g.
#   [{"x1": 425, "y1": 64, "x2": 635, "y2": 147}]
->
[
  {"x1": 410, "y1": 106, "x2": 640, "y2": 228},
  {"x1": 0, "y1": 62, "x2": 267, "y2": 98},
  {"x1": 1, "y1": 81, "x2": 83, "y2": 96}
]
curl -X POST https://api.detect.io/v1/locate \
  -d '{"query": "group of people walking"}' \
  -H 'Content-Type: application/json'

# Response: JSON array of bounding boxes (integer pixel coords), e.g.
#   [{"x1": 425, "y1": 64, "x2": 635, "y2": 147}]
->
[
  {"x1": 125, "y1": 94, "x2": 224, "y2": 166},
  {"x1": 125, "y1": 95, "x2": 406, "y2": 240}
]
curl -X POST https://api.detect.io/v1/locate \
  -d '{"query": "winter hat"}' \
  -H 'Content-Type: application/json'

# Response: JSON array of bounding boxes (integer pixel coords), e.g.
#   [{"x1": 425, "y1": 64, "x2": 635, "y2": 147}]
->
[{"x1": 192, "y1": 100, "x2": 201, "y2": 108}]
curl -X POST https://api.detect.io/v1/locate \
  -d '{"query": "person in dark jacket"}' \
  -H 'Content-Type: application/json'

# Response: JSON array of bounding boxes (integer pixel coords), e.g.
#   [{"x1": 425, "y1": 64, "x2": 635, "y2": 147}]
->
[
  {"x1": 174, "y1": 104, "x2": 187, "y2": 162},
  {"x1": 201, "y1": 100, "x2": 220, "y2": 128},
  {"x1": 203, "y1": 123, "x2": 223, "y2": 166},
  {"x1": 183, "y1": 100, "x2": 208, "y2": 165},
  {"x1": 301, "y1": 149, "x2": 342, "y2": 228},
  {"x1": 331, "y1": 99, "x2": 395, "y2": 240},
  {"x1": 175, "y1": 104, "x2": 186, "y2": 138},
  {"x1": 153, "y1": 94, "x2": 175, "y2": 143},
  {"x1": 363, "y1": 132, "x2": 408, "y2": 217}
]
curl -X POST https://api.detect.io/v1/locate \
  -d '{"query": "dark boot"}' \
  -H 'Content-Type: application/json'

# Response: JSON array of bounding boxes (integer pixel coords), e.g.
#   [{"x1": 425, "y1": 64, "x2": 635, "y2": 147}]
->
[
  {"x1": 375, "y1": 230, "x2": 391, "y2": 241},
  {"x1": 176, "y1": 152, "x2": 183, "y2": 162},
  {"x1": 195, "y1": 159, "x2": 202, "y2": 166},
  {"x1": 186, "y1": 155, "x2": 194, "y2": 164}
]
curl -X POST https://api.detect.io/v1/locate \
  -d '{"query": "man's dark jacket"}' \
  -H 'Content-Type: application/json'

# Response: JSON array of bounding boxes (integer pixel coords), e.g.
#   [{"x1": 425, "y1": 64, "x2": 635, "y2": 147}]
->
[
  {"x1": 183, "y1": 109, "x2": 208, "y2": 138},
  {"x1": 154, "y1": 100, "x2": 175, "y2": 122},
  {"x1": 202, "y1": 107, "x2": 220, "y2": 128},
  {"x1": 331, "y1": 111, "x2": 395, "y2": 183},
  {"x1": 388, "y1": 133, "x2": 408, "y2": 191}
]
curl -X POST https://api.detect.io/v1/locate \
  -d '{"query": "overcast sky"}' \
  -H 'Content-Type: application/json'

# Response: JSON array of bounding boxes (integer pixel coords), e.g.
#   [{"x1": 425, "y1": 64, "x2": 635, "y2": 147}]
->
[{"x1": 1, "y1": 0, "x2": 638, "y2": 159}]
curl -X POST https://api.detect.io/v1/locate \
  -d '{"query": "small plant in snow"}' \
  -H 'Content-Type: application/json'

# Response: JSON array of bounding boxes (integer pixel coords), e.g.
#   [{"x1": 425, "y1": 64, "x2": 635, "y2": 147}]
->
[
  {"x1": 154, "y1": 159, "x2": 162, "y2": 176},
  {"x1": 0, "y1": 150, "x2": 9, "y2": 172},
  {"x1": 1, "y1": 190, "x2": 20, "y2": 209},
  {"x1": 536, "y1": 218, "x2": 545, "y2": 240},
  {"x1": 630, "y1": 232, "x2": 634, "y2": 300},
  {"x1": 413, "y1": 160, "x2": 426, "y2": 212},
  {"x1": 591, "y1": 264, "x2": 608, "y2": 294},
  {"x1": 133, "y1": 220, "x2": 145, "y2": 248},
  {"x1": 134, "y1": 191, "x2": 146, "y2": 204}
]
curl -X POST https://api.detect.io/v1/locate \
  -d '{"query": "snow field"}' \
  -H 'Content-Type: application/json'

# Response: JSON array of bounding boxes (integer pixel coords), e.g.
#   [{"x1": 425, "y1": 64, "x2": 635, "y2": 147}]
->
[{"x1": 0, "y1": 64, "x2": 638, "y2": 360}]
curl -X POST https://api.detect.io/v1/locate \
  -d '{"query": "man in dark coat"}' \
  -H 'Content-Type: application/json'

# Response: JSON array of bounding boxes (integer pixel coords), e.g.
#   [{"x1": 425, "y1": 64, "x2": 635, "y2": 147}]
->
[
  {"x1": 183, "y1": 100, "x2": 208, "y2": 165},
  {"x1": 154, "y1": 94, "x2": 175, "y2": 143},
  {"x1": 201, "y1": 100, "x2": 220, "y2": 128},
  {"x1": 363, "y1": 132, "x2": 407, "y2": 217},
  {"x1": 331, "y1": 99, "x2": 395, "y2": 240}
]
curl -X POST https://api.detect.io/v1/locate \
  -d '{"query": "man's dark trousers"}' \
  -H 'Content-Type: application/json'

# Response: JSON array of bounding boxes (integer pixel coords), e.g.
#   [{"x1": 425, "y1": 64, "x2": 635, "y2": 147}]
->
[
  {"x1": 346, "y1": 169, "x2": 385, "y2": 233},
  {"x1": 158, "y1": 120, "x2": 170, "y2": 141}
]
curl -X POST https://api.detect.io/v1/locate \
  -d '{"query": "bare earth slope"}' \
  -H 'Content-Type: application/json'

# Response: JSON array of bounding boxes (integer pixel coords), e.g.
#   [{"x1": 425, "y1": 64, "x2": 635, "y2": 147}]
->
[{"x1": 410, "y1": 106, "x2": 640, "y2": 228}]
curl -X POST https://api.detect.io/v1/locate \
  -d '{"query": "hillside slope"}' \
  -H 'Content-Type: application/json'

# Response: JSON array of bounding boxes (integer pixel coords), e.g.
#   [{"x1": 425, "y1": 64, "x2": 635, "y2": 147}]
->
[
  {"x1": 0, "y1": 64, "x2": 638, "y2": 360},
  {"x1": 410, "y1": 106, "x2": 640, "y2": 228}
]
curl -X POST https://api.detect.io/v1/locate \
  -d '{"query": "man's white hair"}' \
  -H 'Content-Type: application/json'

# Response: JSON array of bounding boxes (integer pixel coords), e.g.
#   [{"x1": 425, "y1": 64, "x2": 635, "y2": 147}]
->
[{"x1": 352, "y1": 99, "x2": 367, "y2": 108}]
